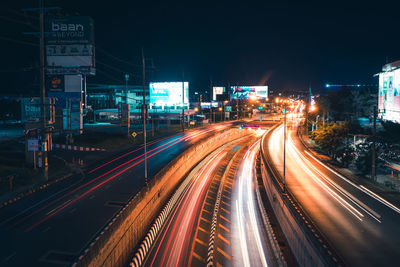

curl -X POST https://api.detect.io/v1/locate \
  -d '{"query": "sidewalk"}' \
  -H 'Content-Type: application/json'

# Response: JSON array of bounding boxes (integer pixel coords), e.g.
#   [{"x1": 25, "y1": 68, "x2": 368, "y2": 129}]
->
[{"x1": 297, "y1": 126, "x2": 400, "y2": 207}]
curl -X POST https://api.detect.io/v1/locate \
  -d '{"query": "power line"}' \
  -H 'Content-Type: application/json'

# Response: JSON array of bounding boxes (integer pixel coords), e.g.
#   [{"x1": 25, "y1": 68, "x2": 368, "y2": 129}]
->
[
  {"x1": 0, "y1": 36, "x2": 38, "y2": 46},
  {"x1": 96, "y1": 46, "x2": 141, "y2": 68},
  {"x1": 96, "y1": 60, "x2": 135, "y2": 76}
]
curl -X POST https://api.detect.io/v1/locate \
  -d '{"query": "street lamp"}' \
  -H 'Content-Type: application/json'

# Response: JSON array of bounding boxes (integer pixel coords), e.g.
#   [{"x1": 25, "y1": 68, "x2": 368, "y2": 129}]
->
[{"x1": 283, "y1": 106, "x2": 287, "y2": 193}]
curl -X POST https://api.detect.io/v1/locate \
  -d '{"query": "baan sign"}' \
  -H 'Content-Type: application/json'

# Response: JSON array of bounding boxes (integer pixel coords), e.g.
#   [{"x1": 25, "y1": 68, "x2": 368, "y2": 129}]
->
[{"x1": 46, "y1": 16, "x2": 94, "y2": 44}]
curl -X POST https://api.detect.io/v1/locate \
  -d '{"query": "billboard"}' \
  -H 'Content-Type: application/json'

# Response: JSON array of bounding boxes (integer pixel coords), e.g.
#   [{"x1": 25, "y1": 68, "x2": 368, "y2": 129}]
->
[
  {"x1": 379, "y1": 69, "x2": 400, "y2": 123},
  {"x1": 200, "y1": 102, "x2": 211, "y2": 109},
  {"x1": 46, "y1": 16, "x2": 95, "y2": 75},
  {"x1": 213, "y1": 86, "x2": 225, "y2": 101},
  {"x1": 149, "y1": 82, "x2": 189, "y2": 106},
  {"x1": 46, "y1": 16, "x2": 94, "y2": 44},
  {"x1": 231, "y1": 86, "x2": 268, "y2": 99}
]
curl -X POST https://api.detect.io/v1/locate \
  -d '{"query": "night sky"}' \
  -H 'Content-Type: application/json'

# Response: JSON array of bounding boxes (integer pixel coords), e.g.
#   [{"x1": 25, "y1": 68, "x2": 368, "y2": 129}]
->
[{"x1": 1, "y1": 0, "x2": 400, "y2": 95}]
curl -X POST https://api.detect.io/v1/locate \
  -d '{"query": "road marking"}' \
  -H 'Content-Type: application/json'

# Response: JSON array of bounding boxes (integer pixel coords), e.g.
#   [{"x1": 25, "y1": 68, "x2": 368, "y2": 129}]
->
[
  {"x1": 89, "y1": 195, "x2": 95, "y2": 199},
  {"x1": 219, "y1": 214, "x2": 230, "y2": 223},
  {"x1": 3, "y1": 251, "x2": 16, "y2": 262},
  {"x1": 222, "y1": 193, "x2": 231, "y2": 200},
  {"x1": 217, "y1": 247, "x2": 231, "y2": 260},
  {"x1": 219, "y1": 223, "x2": 230, "y2": 233},
  {"x1": 69, "y1": 208, "x2": 77, "y2": 214},
  {"x1": 304, "y1": 150, "x2": 400, "y2": 215},
  {"x1": 221, "y1": 200, "x2": 231, "y2": 207},
  {"x1": 195, "y1": 238, "x2": 208, "y2": 247},
  {"x1": 42, "y1": 226, "x2": 51, "y2": 233},
  {"x1": 218, "y1": 233, "x2": 230, "y2": 245},
  {"x1": 198, "y1": 226, "x2": 208, "y2": 233},
  {"x1": 192, "y1": 251, "x2": 206, "y2": 262},
  {"x1": 221, "y1": 207, "x2": 231, "y2": 214},
  {"x1": 201, "y1": 217, "x2": 211, "y2": 223}
]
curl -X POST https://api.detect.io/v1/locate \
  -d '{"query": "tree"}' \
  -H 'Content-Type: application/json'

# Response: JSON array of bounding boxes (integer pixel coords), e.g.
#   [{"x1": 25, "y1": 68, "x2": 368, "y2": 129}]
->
[{"x1": 310, "y1": 122, "x2": 351, "y2": 158}]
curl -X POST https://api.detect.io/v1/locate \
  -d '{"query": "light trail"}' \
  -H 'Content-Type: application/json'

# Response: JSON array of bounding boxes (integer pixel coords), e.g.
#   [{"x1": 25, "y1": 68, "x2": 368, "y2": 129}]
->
[
  {"x1": 235, "y1": 141, "x2": 268, "y2": 267},
  {"x1": 88, "y1": 133, "x2": 181, "y2": 174},
  {"x1": 25, "y1": 134, "x2": 204, "y2": 232},
  {"x1": 282, "y1": 127, "x2": 364, "y2": 221},
  {"x1": 303, "y1": 150, "x2": 400, "y2": 215},
  {"x1": 16, "y1": 129, "x2": 212, "y2": 231},
  {"x1": 151, "y1": 150, "x2": 227, "y2": 267}
]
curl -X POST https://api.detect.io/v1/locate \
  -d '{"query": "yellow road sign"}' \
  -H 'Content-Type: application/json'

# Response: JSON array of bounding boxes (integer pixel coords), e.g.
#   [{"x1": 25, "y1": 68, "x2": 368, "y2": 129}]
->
[{"x1": 131, "y1": 132, "x2": 137, "y2": 138}]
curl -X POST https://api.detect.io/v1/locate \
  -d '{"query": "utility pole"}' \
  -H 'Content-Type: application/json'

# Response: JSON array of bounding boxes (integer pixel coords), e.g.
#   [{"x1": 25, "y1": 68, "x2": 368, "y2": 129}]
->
[
  {"x1": 181, "y1": 70, "x2": 185, "y2": 132},
  {"x1": 372, "y1": 106, "x2": 377, "y2": 181},
  {"x1": 142, "y1": 48, "x2": 148, "y2": 185},
  {"x1": 39, "y1": 0, "x2": 48, "y2": 180},
  {"x1": 283, "y1": 104, "x2": 287, "y2": 193}
]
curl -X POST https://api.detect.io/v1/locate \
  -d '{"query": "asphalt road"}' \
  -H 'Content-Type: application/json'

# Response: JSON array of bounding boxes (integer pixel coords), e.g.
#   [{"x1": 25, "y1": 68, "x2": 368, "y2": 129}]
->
[
  {"x1": 263, "y1": 122, "x2": 400, "y2": 266},
  {"x1": 231, "y1": 140, "x2": 272, "y2": 267},
  {"x1": 145, "y1": 126, "x2": 277, "y2": 267},
  {"x1": 0, "y1": 123, "x2": 233, "y2": 266}
]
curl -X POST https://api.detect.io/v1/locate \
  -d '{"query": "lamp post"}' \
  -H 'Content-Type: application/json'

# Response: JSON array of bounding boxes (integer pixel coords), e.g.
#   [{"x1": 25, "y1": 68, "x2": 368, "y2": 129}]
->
[
  {"x1": 283, "y1": 105, "x2": 287, "y2": 193},
  {"x1": 142, "y1": 48, "x2": 148, "y2": 186}
]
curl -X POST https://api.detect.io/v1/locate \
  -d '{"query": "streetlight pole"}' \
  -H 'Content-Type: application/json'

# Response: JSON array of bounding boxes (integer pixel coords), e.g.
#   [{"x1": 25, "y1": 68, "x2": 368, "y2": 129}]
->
[
  {"x1": 372, "y1": 106, "x2": 377, "y2": 181},
  {"x1": 283, "y1": 104, "x2": 287, "y2": 193},
  {"x1": 142, "y1": 48, "x2": 148, "y2": 185},
  {"x1": 39, "y1": 0, "x2": 48, "y2": 180}
]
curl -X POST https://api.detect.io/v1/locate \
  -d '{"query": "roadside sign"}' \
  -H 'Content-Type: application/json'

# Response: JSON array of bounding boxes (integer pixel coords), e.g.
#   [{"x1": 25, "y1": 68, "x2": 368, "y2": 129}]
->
[
  {"x1": 27, "y1": 139, "x2": 39, "y2": 151},
  {"x1": 131, "y1": 132, "x2": 137, "y2": 138}
]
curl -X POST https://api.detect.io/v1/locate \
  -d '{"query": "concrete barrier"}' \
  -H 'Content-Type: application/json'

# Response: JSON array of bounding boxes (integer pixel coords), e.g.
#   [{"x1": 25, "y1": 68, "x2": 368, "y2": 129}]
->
[
  {"x1": 73, "y1": 128, "x2": 247, "y2": 267},
  {"x1": 259, "y1": 125, "x2": 344, "y2": 267}
]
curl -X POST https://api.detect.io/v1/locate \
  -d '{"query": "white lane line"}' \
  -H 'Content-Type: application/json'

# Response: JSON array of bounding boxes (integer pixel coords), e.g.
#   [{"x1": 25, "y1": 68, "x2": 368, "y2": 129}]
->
[
  {"x1": 3, "y1": 251, "x2": 16, "y2": 262},
  {"x1": 287, "y1": 134, "x2": 364, "y2": 221},
  {"x1": 303, "y1": 150, "x2": 400, "y2": 215},
  {"x1": 236, "y1": 200, "x2": 250, "y2": 267},
  {"x1": 243, "y1": 142, "x2": 268, "y2": 267}
]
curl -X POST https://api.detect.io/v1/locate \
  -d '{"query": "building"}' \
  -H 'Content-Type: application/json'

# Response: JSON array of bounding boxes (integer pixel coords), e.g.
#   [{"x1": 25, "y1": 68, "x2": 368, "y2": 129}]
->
[{"x1": 377, "y1": 60, "x2": 400, "y2": 123}]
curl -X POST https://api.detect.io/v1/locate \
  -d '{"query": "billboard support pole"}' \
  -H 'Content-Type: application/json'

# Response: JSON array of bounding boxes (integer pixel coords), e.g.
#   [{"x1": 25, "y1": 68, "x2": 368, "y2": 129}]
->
[
  {"x1": 39, "y1": 0, "x2": 48, "y2": 180},
  {"x1": 142, "y1": 48, "x2": 148, "y2": 186}
]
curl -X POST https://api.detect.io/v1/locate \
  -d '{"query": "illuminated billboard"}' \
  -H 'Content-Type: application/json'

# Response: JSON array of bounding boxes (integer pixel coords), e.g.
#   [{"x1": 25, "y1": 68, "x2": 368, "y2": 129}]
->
[
  {"x1": 213, "y1": 87, "x2": 225, "y2": 101},
  {"x1": 379, "y1": 68, "x2": 400, "y2": 123},
  {"x1": 150, "y1": 82, "x2": 189, "y2": 106},
  {"x1": 231, "y1": 86, "x2": 268, "y2": 99}
]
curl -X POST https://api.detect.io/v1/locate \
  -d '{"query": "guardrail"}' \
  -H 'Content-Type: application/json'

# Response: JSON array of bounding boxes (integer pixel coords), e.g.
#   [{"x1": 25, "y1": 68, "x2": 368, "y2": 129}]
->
[{"x1": 259, "y1": 124, "x2": 345, "y2": 267}]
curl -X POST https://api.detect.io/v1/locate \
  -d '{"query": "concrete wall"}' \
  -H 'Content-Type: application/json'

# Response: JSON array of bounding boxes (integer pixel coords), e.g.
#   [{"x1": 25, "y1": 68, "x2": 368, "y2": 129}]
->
[
  {"x1": 259, "y1": 127, "x2": 343, "y2": 267},
  {"x1": 73, "y1": 128, "x2": 247, "y2": 267}
]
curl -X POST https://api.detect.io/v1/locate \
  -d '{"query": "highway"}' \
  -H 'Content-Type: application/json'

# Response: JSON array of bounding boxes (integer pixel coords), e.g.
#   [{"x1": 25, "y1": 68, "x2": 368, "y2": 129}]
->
[
  {"x1": 263, "y1": 122, "x2": 400, "y2": 266},
  {"x1": 231, "y1": 139, "x2": 272, "y2": 267},
  {"x1": 144, "y1": 126, "x2": 276, "y2": 267},
  {"x1": 0, "y1": 123, "x2": 232, "y2": 266}
]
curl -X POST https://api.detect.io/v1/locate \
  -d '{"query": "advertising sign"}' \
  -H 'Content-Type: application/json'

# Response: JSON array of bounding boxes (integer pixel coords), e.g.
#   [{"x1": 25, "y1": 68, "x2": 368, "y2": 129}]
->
[
  {"x1": 46, "y1": 16, "x2": 94, "y2": 44},
  {"x1": 231, "y1": 86, "x2": 268, "y2": 99},
  {"x1": 211, "y1": 102, "x2": 218, "y2": 108},
  {"x1": 46, "y1": 16, "x2": 95, "y2": 75},
  {"x1": 47, "y1": 75, "x2": 64, "y2": 92},
  {"x1": 149, "y1": 82, "x2": 189, "y2": 106},
  {"x1": 213, "y1": 86, "x2": 225, "y2": 101},
  {"x1": 200, "y1": 102, "x2": 211, "y2": 109}
]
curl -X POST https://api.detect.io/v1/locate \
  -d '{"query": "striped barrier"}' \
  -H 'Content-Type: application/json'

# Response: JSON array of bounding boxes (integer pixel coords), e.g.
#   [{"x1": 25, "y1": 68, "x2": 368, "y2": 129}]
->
[
  {"x1": 128, "y1": 157, "x2": 194, "y2": 267},
  {"x1": 54, "y1": 144, "x2": 105, "y2": 152}
]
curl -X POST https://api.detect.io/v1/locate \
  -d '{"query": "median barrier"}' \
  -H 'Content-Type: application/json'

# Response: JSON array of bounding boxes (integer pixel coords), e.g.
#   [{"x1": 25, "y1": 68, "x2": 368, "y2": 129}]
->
[
  {"x1": 259, "y1": 125, "x2": 344, "y2": 267},
  {"x1": 73, "y1": 128, "x2": 247, "y2": 267}
]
